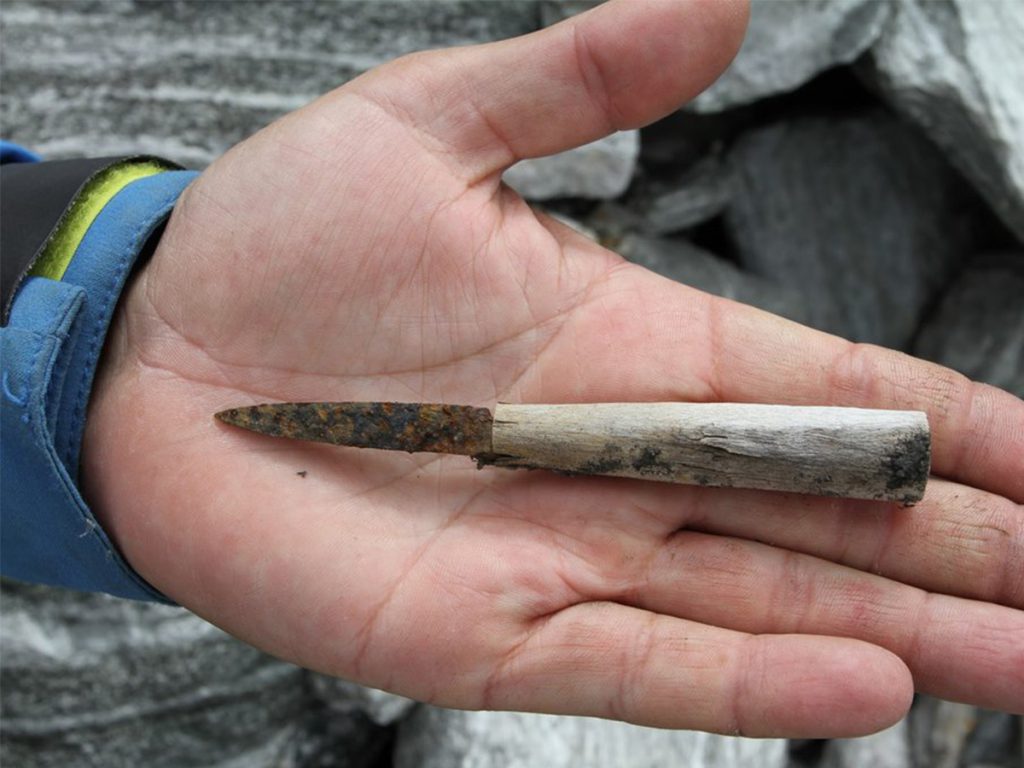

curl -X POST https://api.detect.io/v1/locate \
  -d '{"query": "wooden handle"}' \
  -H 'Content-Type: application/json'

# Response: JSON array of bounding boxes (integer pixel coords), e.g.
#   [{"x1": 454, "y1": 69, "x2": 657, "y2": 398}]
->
[{"x1": 487, "y1": 403, "x2": 930, "y2": 503}]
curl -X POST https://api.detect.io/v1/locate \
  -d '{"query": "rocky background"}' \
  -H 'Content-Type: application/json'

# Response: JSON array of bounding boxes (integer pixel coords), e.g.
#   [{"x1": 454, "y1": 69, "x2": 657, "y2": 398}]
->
[{"x1": 2, "y1": 1, "x2": 1022, "y2": 766}]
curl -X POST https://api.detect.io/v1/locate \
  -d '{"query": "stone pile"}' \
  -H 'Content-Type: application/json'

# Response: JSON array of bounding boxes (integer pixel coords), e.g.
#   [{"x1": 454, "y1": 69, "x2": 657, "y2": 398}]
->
[{"x1": 2, "y1": 1, "x2": 1021, "y2": 767}]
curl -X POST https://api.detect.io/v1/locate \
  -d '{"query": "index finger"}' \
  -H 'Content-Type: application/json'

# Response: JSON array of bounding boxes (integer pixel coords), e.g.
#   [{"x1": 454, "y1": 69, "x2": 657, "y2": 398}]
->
[
  {"x1": 703, "y1": 293, "x2": 1024, "y2": 502},
  {"x1": 526, "y1": 267, "x2": 1024, "y2": 502}
]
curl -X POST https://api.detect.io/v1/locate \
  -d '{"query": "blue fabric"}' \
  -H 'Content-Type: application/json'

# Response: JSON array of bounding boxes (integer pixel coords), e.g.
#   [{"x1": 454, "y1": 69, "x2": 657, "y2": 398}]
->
[
  {"x1": 0, "y1": 141, "x2": 42, "y2": 164},
  {"x1": 1, "y1": 169, "x2": 198, "y2": 602}
]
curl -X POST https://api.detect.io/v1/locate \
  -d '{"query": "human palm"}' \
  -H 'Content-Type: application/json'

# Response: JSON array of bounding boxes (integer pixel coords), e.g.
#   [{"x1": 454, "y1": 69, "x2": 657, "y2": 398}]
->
[{"x1": 82, "y1": 0, "x2": 1023, "y2": 737}]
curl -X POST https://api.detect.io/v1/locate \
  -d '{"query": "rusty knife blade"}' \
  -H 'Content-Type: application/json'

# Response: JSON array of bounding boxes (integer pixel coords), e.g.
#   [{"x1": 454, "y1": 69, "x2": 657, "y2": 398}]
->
[{"x1": 215, "y1": 402, "x2": 494, "y2": 456}]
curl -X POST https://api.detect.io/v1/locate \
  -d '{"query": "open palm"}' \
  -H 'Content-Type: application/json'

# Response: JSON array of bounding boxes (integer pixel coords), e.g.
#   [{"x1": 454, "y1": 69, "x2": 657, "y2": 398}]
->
[{"x1": 82, "y1": 0, "x2": 1023, "y2": 737}]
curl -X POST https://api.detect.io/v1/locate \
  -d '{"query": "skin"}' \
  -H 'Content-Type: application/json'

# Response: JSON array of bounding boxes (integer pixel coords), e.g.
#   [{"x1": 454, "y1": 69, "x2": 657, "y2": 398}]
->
[{"x1": 81, "y1": 0, "x2": 1024, "y2": 737}]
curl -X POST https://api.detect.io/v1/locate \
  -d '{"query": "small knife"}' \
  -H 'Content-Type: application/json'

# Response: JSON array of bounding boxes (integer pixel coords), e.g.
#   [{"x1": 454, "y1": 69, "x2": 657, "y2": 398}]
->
[{"x1": 215, "y1": 401, "x2": 930, "y2": 503}]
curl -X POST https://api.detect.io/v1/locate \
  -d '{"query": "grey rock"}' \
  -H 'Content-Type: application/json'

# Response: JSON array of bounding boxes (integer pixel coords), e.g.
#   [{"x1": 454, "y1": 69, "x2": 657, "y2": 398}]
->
[
  {"x1": 909, "y1": 702, "x2": 1024, "y2": 768},
  {"x1": 588, "y1": 153, "x2": 734, "y2": 239},
  {"x1": 0, "y1": 579, "x2": 315, "y2": 767},
  {"x1": 723, "y1": 111, "x2": 978, "y2": 347},
  {"x1": 308, "y1": 674, "x2": 417, "y2": 726},
  {"x1": 0, "y1": 0, "x2": 541, "y2": 165},
  {"x1": 860, "y1": 0, "x2": 1024, "y2": 244},
  {"x1": 2, "y1": 0, "x2": 633, "y2": 199},
  {"x1": 292, "y1": 702, "x2": 397, "y2": 768},
  {"x1": 539, "y1": 0, "x2": 600, "y2": 27},
  {"x1": 614, "y1": 234, "x2": 811, "y2": 324},
  {"x1": 394, "y1": 707, "x2": 787, "y2": 768},
  {"x1": 586, "y1": 200, "x2": 647, "y2": 242},
  {"x1": 640, "y1": 109, "x2": 757, "y2": 175},
  {"x1": 914, "y1": 256, "x2": 1024, "y2": 397},
  {"x1": 0, "y1": 579, "x2": 396, "y2": 768},
  {"x1": 961, "y1": 710, "x2": 1023, "y2": 768},
  {"x1": 503, "y1": 131, "x2": 640, "y2": 201},
  {"x1": 689, "y1": 0, "x2": 892, "y2": 113},
  {"x1": 821, "y1": 719, "x2": 912, "y2": 768},
  {"x1": 626, "y1": 154, "x2": 734, "y2": 235},
  {"x1": 907, "y1": 697, "x2": 977, "y2": 768}
]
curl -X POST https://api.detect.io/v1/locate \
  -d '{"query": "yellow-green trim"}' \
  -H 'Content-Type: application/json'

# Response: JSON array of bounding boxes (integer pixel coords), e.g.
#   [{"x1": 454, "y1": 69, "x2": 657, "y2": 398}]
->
[{"x1": 28, "y1": 161, "x2": 170, "y2": 282}]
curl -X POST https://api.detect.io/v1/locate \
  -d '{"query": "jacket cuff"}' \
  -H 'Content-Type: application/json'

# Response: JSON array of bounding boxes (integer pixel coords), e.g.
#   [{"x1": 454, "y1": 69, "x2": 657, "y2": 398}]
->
[{"x1": 2, "y1": 167, "x2": 199, "y2": 603}]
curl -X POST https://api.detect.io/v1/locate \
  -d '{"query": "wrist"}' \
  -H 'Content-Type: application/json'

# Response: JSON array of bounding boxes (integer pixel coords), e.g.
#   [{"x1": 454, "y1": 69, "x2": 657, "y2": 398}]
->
[{"x1": 1, "y1": 156, "x2": 198, "y2": 602}]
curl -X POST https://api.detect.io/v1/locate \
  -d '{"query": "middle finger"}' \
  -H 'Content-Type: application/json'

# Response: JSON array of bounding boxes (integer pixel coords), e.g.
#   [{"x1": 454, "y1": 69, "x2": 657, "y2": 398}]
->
[{"x1": 621, "y1": 527, "x2": 1024, "y2": 712}]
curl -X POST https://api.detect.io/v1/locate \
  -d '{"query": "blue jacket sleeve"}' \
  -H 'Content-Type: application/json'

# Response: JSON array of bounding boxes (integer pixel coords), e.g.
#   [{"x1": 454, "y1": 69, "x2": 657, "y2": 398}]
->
[{"x1": 1, "y1": 145, "x2": 199, "y2": 602}]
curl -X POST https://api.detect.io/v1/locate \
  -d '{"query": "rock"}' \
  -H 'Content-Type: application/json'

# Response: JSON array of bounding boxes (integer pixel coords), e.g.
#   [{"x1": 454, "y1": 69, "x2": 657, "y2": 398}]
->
[
  {"x1": 614, "y1": 233, "x2": 811, "y2": 324},
  {"x1": 821, "y1": 719, "x2": 912, "y2": 768},
  {"x1": 11, "y1": 0, "x2": 620, "y2": 200},
  {"x1": 0, "y1": 579, "x2": 381, "y2": 768},
  {"x1": 0, "y1": 0, "x2": 541, "y2": 165},
  {"x1": 503, "y1": 131, "x2": 640, "y2": 201},
  {"x1": 308, "y1": 674, "x2": 417, "y2": 726},
  {"x1": 859, "y1": 0, "x2": 1024, "y2": 244},
  {"x1": 292, "y1": 703, "x2": 397, "y2": 768},
  {"x1": 393, "y1": 707, "x2": 787, "y2": 768},
  {"x1": 589, "y1": 153, "x2": 734, "y2": 239},
  {"x1": 539, "y1": 0, "x2": 600, "y2": 27},
  {"x1": 960, "y1": 709, "x2": 1022, "y2": 768},
  {"x1": 624, "y1": 154, "x2": 734, "y2": 235},
  {"x1": 787, "y1": 739, "x2": 827, "y2": 767},
  {"x1": 723, "y1": 111, "x2": 979, "y2": 347},
  {"x1": 908, "y1": 702, "x2": 1024, "y2": 768},
  {"x1": 688, "y1": 0, "x2": 892, "y2": 113},
  {"x1": 907, "y1": 697, "x2": 977, "y2": 768},
  {"x1": 913, "y1": 253, "x2": 1024, "y2": 397}
]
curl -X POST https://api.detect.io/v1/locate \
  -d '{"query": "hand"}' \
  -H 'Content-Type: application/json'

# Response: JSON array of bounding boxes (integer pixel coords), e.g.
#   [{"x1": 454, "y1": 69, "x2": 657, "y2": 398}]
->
[{"x1": 82, "y1": 0, "x2": 1023, "y2": 736}]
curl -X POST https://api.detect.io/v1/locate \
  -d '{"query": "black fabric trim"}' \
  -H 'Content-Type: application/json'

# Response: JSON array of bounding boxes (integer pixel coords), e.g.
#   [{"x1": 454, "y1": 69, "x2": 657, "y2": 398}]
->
[
  {"x1": 1, "y1": 157, "x2": 127, "y2": 325},
  {"x1": 0, "y1": 155, "x2": 181, "y2": 326}
]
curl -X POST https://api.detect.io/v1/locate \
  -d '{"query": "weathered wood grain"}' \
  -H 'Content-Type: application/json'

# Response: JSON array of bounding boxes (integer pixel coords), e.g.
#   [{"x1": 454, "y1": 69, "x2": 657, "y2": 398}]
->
[{"x1": 486, "y1": 403, "x2": 930, "y2": 503}]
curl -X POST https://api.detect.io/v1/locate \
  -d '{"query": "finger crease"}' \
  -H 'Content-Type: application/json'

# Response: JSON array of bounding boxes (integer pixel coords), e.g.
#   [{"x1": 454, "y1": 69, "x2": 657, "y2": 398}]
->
[{"x1": 570, "y1": 22, "x2": 620, "y2": 134}]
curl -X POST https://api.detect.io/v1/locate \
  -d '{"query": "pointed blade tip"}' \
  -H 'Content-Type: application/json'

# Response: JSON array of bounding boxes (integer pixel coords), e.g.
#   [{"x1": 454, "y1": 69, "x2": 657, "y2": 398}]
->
[
  {"x1": 211, "y1": 401, "x2": 492, "y2": 455},
  {"x1": 214, "y1": 405, "x2": 252, "y2": 428}
]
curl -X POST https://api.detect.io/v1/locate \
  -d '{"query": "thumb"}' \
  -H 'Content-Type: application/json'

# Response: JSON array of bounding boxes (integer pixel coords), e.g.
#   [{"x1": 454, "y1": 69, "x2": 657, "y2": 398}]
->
[{"x1": 348, "y1": 0, "x2": 749, "y2": 181}]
